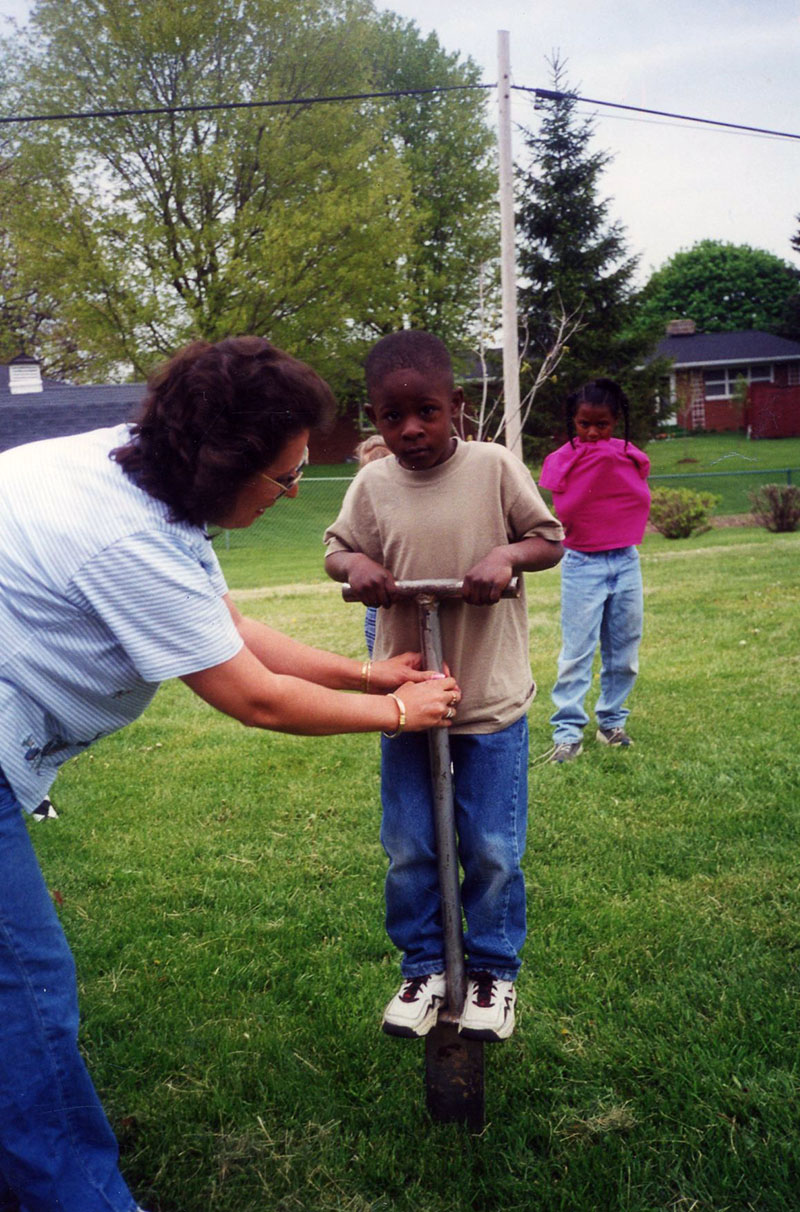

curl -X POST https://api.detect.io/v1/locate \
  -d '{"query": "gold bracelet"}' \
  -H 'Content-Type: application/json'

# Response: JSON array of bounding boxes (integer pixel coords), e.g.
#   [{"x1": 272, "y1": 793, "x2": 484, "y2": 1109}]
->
[
  {"x1": 361, "y1": 659, "x2": 372, "y2": 693},
  {"x1": 382, "y1": 693, "x2": 406, "y2": 739}
]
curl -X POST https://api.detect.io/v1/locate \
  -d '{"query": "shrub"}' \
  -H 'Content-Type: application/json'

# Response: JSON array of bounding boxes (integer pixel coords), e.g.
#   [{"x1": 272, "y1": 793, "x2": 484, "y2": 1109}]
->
[
  {"x1": 649, "y1": 487, "x2": 719, "y2": 539},
  {"x1": 748, "y1": 483, "x2": 800, "y2": 533}
]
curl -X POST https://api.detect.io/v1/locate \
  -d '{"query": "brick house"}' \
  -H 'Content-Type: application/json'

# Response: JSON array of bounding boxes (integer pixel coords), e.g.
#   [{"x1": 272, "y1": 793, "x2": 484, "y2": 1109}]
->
[{"x1": 655, "y1": 319, "x2": 800, "y2": 436}]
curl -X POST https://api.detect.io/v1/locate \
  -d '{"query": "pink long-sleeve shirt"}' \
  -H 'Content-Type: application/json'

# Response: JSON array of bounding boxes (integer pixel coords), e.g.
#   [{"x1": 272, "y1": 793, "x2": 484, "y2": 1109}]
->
[{"x1": 539, "y1": 437, "x2": 651, "y2": 552}]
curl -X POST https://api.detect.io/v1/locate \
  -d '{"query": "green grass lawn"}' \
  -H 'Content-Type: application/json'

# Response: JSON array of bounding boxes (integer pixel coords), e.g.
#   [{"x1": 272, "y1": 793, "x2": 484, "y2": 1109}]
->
[
  {"x1": 211, "y1": 467, "x2": 351, "y2": 588},
  {"x1": 33, "y1": 525, "x2": 800, "y2": 1212},
  {"x1": 645, "y1": 432, "x2": 800, "y2": 477},
  {"x1": 643, "y1": 432, "x2": 800, "y2": 515}
]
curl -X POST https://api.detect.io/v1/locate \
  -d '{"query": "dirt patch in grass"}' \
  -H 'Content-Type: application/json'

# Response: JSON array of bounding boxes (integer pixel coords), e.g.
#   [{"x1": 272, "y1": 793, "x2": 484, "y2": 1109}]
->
[
  {"x1": 709, "y1": 512, "x2": 757, "y2": 528},
  {"x1": 646, "y1": 512, "x2": 756, "y2": 534}
]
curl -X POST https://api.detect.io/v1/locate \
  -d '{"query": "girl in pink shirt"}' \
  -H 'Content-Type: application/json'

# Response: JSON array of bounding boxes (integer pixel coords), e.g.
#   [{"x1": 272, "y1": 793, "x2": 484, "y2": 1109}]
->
[{"x1": 539, "y1": 379, "x2": 651, "y2": 763}]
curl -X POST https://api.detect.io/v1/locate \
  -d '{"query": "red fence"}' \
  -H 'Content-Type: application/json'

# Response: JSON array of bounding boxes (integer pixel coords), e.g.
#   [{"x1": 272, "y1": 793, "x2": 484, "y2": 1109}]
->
[{"x1": 747, "y1": 384, "x2": 800, "y2": 439}]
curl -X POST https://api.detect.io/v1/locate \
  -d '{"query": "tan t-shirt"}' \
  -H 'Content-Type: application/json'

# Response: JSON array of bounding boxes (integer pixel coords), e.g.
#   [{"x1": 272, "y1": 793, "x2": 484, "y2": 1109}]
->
[{"x1": 324, "y1": 439, "x2": 564, "y2": 733}]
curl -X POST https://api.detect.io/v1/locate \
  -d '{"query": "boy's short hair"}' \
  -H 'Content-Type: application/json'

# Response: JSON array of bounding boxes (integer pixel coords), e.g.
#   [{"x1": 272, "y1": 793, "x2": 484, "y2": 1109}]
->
[{"x1": 365, "y1": 330, "x2": 453, "y2": 396}]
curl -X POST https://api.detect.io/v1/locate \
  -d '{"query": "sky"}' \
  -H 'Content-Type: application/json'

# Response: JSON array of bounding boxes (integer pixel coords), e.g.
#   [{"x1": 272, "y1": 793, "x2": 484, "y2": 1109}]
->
[
  {"x1": 2, "y1": 0, "x2": 799, "y2": 287},
  {"x1": 379, "y1": 0, "x2": 800, "y2": 283}
]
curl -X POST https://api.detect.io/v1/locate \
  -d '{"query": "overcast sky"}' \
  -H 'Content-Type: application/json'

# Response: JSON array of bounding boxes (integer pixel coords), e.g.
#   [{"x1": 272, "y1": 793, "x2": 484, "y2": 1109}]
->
[
  {"x1": 2, "y1": 0, "x2": 799, "y2": 286},
  {"x1": 382, "y1": 0, "x2": 800, "y2": 283}
]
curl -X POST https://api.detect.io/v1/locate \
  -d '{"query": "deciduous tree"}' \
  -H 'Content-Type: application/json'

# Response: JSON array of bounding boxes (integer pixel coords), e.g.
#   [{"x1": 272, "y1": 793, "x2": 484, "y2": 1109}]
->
[
  {"x1": 635, "y1": 239, "x2": 800, "y2": 339},
  {"x1": 3, "y1": 0, "x2": 498, "y2": 389},
  {"x1": 366, "y1": 13, "x2": 498, "y2": 347}
]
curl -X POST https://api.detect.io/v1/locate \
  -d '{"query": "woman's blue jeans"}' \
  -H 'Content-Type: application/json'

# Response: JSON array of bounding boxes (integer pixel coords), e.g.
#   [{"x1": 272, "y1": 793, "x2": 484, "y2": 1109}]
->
[
  {"x1": 380, "y1": 716, "x2": 528, "y2": 983},
  {"x1": 0, "y1": 770, "x2": 138, "y2": 1212},
  {"x1": 550, "y1": 546, "x2": 643, "y2": 744}
]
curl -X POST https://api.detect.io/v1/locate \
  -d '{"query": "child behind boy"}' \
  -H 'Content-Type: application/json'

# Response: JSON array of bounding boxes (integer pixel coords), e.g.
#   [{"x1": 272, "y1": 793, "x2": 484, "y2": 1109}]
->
[
  {"x1": 353, "y1": 434, "x2": 391, "y2": 657},
  {"x1": 324, "y1": 331, "x2": 563, "y2": 1041}
]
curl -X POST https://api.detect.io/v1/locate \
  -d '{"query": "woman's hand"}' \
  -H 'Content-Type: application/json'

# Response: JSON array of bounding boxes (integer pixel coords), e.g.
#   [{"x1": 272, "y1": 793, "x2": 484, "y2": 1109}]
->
[
  {"x1": 371, "y1": 654, "x2": 455, "y2": 692},
  {"x1": 395, "y1": 676, "x2": 461, "y2": 731},
  {"x1": 371, "y1": 651, "x2": 427, "y2": 690}
]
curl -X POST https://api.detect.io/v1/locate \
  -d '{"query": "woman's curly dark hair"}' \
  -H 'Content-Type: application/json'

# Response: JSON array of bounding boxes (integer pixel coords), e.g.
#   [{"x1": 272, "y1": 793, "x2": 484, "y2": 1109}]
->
[{"x1": 111, "y1": 336, "x2": 336, "y2": 526}]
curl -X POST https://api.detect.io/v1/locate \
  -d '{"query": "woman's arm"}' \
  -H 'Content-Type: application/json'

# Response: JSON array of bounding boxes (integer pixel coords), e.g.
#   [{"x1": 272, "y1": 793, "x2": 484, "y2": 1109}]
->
[
  {"x1": 224, "y1": 594, "x2": 427, "y2": 693},
  {"x1": 181, "y1": 643, "x2": 458, "y2": 735}
]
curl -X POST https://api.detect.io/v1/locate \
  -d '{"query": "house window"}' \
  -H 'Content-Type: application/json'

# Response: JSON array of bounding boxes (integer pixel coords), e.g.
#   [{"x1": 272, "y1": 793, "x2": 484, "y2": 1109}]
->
[{"x1": 703, "y1": 364, "x2": 772, "y2": 398}]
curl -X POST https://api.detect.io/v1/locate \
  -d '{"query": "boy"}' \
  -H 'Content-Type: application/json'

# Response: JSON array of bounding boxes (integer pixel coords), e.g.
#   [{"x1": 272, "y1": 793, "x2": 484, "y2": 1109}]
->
[{"x1": 324, "y1": 331, "x2": 563, "y2": 1042}]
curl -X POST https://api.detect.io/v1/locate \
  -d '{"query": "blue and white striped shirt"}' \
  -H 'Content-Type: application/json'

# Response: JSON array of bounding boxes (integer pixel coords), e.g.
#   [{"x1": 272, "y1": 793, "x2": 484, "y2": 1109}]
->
[{"x1": 0, "y1": 425, "x2": 243, "y2": 812}]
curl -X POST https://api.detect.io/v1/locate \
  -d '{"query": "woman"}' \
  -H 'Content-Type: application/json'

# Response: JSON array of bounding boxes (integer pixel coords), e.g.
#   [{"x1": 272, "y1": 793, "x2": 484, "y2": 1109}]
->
[{"x1": 0, "y1": 336, "x2": 459, "y2": 1212}]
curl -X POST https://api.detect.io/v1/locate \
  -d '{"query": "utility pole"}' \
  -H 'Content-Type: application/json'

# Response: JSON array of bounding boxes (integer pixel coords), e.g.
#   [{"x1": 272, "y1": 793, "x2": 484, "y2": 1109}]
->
[{"x1": 497, "y1": 30, "x2": 522, "y2": 459}]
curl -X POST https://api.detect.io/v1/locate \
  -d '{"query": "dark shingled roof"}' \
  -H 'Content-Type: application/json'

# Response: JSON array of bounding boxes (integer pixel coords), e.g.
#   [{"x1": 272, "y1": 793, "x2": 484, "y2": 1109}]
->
[
  {"x1": 0, "y1": 375, "x2": 145, "y2": 454},
  {"x1": 655, "y1": 329, "x2": 800, "y2": 368}
]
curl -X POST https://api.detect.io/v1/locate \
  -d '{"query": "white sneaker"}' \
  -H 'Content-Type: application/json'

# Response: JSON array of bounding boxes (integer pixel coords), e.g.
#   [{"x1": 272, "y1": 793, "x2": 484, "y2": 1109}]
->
[
  {"x1": 459, "y1": 972, "x2": 516, "y2": 1041},
  {"x1": 382, "y1": 973, "x2": 446, "y2": 1038}
]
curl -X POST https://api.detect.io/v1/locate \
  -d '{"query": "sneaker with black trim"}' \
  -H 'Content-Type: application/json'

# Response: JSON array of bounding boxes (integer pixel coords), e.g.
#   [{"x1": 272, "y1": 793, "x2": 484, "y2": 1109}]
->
[
  {"x1": 32, "y1": 796, "x2": 59, "y2": 821},
  {"x1": 596, "y1": 727, "x2": 633, "y2": 747},
  {"x1": 550, "y1": 741, "x2": 583, "y2": 764},
  {"x1": 458, "y1": 972, "x2": 516, "y2": 1041},
  {"x1": 382, "y1": 973, "x2": 446, "y2": 1038}
]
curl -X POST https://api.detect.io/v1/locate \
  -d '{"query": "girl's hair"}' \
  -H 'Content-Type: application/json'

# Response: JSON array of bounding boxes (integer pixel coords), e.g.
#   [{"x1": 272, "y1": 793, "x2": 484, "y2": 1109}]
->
[
  {"x1": 111, "y1": 336, "x2": 336, "y2": 526},
  {"x1": 566, "y1": 377, "x2": 630, "y2": 447},
  {"x1": 355, "y1": 433, "x2": 390, "y2": 466},
  {"x1": 365, "y1": 330, "x2": 453, "y2": 396}
]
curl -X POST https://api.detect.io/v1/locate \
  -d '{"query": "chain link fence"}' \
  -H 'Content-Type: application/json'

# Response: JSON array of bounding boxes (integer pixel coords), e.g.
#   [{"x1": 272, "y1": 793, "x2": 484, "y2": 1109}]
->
[
  {"x1": 214, "y1": 464, "x2": 800, "y2": 588},
  {"x1": 648, "y1": 466, "x2": 797, "y2": 515}
]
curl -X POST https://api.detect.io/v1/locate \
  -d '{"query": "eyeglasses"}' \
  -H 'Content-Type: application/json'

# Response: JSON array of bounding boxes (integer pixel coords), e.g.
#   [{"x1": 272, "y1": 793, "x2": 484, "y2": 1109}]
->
[{"x1": 259, "y1": 447, "x2": 309, "y2": 499}]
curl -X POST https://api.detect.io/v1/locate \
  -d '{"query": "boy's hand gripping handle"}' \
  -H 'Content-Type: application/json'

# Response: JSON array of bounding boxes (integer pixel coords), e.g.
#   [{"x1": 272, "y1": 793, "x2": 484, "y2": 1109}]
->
[{"x1": 341, "y1": 576, "x2": 520, "y2": 603}]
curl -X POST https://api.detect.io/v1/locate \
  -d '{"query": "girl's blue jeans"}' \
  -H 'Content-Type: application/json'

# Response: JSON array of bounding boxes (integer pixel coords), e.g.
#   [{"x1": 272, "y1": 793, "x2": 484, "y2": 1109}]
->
[
  {"x1": 380, "y1": 716, "x2": 528, "y2": 983},
  {"x1": 550, "y1": 546, "x2": 643, "y2": 744},
  {"x1": 0, "y1": 769, "x2": 138, "y2": 1212}
]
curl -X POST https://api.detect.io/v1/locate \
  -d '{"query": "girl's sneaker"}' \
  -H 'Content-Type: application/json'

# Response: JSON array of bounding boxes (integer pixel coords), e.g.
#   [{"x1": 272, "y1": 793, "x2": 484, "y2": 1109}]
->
[
  {"x1": 596, "y1": 727, "x2": 633, "y2": 746},
  {"x1": 459, "y1": 972, "x2": 516, "y2": 1041},
  {"x1": 550, "y1": 741, "x2": 583, "y2": 763},
  {"x1": 382, "y1": 973, "x2": 446, "y2": 1038}
]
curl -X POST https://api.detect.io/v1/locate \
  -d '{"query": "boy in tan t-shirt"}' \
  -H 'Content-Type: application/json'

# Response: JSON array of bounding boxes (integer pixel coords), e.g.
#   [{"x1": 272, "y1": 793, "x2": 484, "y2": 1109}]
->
[{"x1": 324, "y1": 330, "x2": 563, "y2": 1042}]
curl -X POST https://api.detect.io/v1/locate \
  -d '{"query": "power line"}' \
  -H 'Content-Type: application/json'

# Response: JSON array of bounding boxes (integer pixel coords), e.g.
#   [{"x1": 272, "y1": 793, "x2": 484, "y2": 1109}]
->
[
  {"x1": 1, "y1": 79, "x2": 798, "y2": 145},
  {"x1": 568, "y1": 109, "x2": 791, "y2": 145},
  {"x1": 0, "y1": 83, "x2": 495, "y2": 126},
  {"x1": 520, "y1": 87, "x2": 800, "y2": 143}
]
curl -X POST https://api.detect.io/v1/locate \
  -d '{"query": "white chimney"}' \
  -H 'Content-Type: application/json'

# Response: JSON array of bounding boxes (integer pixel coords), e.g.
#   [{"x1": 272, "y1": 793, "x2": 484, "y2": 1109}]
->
[
  {"x1": 9, "y1": 355, "x2": 43, "y2": 395},
  {"x1": 665, "y1": 318, "x2": 697, "y2": 337}
]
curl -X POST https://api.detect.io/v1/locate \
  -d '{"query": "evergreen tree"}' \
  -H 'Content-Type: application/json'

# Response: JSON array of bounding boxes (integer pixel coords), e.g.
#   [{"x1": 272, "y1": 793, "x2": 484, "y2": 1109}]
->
[{"x1": 516, "y1": 57, "x2": 665, "y2": 451}]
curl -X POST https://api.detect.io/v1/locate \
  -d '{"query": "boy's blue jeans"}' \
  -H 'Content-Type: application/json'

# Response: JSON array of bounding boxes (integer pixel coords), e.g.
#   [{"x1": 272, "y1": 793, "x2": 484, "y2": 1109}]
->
[
  {"x1": 380, "y1": 716, "x2": 528, "y2": 983},
  {"x1": 0, "y1": 769, "x2": 138, "y2": 1212},
  {"x1": 550, "y1": 546, "x2": 643, "y2": 744}
]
